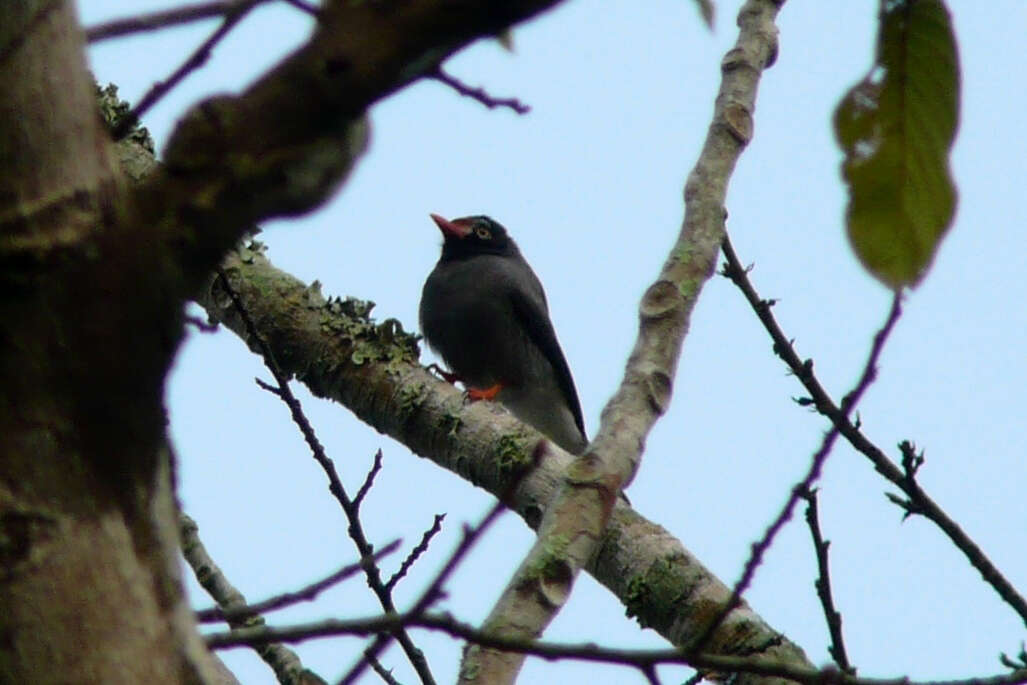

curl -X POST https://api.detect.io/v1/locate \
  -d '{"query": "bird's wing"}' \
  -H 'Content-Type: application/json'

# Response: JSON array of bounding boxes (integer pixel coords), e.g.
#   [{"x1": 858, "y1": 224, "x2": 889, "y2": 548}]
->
[{"x1": 509, "y1": 290, "x2": 586, "y2": 439}]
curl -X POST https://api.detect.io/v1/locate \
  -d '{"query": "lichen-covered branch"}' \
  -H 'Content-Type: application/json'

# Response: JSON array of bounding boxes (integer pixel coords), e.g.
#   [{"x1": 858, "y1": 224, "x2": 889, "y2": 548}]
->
[{"x1": 197, "y1": 244, "x2": 811, "y2": 682}]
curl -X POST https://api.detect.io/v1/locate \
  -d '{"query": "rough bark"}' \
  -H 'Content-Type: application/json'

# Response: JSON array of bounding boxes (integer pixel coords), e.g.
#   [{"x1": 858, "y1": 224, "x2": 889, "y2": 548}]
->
[{"x1": 0, "y1": 4, "x2": 220, "y2": 682}]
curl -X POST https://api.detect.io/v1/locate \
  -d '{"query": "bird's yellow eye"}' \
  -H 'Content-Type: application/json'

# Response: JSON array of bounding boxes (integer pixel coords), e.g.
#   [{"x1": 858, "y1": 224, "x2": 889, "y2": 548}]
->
[{"x1": 474, "y1": 226, "x2": 492, "y2": 240}]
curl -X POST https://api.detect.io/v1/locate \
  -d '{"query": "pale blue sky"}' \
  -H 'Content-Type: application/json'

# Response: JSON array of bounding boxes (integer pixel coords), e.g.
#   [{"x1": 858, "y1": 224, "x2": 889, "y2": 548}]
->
[{"x1": 82, "y1": 2, "x2": 1026, "y2": 683}]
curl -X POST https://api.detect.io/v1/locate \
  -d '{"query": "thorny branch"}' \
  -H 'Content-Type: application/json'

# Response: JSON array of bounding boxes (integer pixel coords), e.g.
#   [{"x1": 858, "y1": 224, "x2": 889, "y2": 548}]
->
[
  {"x1": 696, "y1": 235, "x2": 904, "y2": 649},
  {"x1": 386, "y1": 514, "x2": 446, "y2": 592},
  {"x1": 430, "y1": 66, "x2": 531, "y2": 114},
  {"x1": 719, "y1": 233, "x2": 1027, "y2": 628}
]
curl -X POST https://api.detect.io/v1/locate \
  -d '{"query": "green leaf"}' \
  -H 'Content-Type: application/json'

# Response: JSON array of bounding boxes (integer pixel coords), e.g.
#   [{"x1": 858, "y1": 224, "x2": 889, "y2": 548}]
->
[{"x1": 834, "y1": 0, "x2": 960, "y2": 288}]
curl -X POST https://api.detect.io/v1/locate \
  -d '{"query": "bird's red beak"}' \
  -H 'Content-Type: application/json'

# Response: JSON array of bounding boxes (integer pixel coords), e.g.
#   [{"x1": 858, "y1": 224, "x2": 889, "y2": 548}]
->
[{"x1": 430, "y1": 213, "x2": 472, "y2": 239}]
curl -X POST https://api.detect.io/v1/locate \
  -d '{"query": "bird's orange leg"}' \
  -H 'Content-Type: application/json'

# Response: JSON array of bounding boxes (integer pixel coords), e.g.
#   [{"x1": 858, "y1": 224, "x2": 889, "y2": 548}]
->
[
  {"x1": 426, "y1": 363, "x2": 462, "y2": 385},
  {"x1": 467, "y1": 383, "x2": 503, "y2": 401}
]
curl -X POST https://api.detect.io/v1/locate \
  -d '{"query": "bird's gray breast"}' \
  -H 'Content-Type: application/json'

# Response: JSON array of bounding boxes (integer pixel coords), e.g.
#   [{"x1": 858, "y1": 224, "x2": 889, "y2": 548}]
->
[
  {"x1": 420, "y1": 255, "x2": 547, "y2": 388},
  {"x1": 420, "y1": 254, "x2": 587, "y2": 454}
]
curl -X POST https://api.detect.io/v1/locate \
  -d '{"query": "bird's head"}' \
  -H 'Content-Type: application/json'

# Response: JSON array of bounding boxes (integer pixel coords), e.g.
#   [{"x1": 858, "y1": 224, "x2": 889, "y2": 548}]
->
[{"x1": 430, "y1": 214, "x2": 518, "y2": 261}]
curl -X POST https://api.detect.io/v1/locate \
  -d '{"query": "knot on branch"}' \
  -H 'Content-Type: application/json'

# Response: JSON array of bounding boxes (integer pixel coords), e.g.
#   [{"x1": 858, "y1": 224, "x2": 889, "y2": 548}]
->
[
  {"x1": 646, "y1": 370, "x2": 673, "y2": 415},
  {"x1": 639, "y1": 280, "x2": 682, "y2": 321}
]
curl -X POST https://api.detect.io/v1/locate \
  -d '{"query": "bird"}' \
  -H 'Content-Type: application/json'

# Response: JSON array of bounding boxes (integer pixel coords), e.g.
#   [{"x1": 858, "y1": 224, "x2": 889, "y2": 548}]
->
[{"x1": 419, "y1": 213, "x2": 588, "y2": 455}]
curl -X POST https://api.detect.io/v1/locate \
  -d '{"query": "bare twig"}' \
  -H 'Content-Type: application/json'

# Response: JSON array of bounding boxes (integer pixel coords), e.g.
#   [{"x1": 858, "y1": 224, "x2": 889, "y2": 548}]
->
[
  {"x1": 202, "y1": 244, "x2": 814, "y2": 676},
  {"x1": 85, "y1": 0, "x2": 270, "y2": 43},
  {"x1": 179, "y1": 513, "x2": 323, "y2": 684},
  {"x1": 365, "y1": 652, "x2": 402, "y2": 685},
  {"x1": 801, "y1": 487, "x2": 854, "y2": 674},
  {"x1": 720, "y1": 233, "x2": 1027, "y2": 627},
  {"x1": 339, "y1": 500, "x2": 509, "y2": 685},
  {"x1": 353, "y1": 448, "x2": 384, "y2": 511},
  {"x1": 386, "y1": 514, "x2": 446, "y2": 592},
  {"x1": 1001, "y1": 644, "x2": 1027, "y2": 671},
  {"x1": 195, "y1": 539, "x2": 401, "y2": 623},
  {"x1": 206, "y1": 611, "x2": 1027, "y2": 685},
  {"x1": 430, "y1": 66, "x2": 531, "y2": 114},
  {"x1": 696, "y1": 239, "x2": 903, "y2": 647},
  {"x1": 111, "y1": 0, "x2": 261, "y2": 140},
  {"x1": 214, "y1": 269, "x2": 437, "y2": 685}
]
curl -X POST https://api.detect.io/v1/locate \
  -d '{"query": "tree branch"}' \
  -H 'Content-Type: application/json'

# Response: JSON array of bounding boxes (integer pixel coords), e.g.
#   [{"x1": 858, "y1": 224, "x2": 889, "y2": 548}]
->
[
  {"x1": 340, "y1": 498, "x2": 510, "y2": 684},
  {"x1": 111, "y1": 0, "x2": 263, "y2": 140},
  {"x1": 129, "y1": 0, "x2": 572, "y2": 302},
  {"x1": 719, "y1": 233, "x2": 1027, "y2": 628},
  {"x1": 85, "y1": 0, "x2": 272, "y2": 43},
  {"x1": 180, "y1": 513, "x2": 324, "y2": 684},
  {"x1": 461, "y1": 1, "x2": 785, "y2": 681},
  {"x1": 193, "y1": 539, "x2": 401, "y2": 623},
  {"x1": 204, "y1": 611, "x2": 1027, "y2": 685},
  {"x1": 693, "y1": 279, "x2": 903, "y2": 650},
  {"x1": 430, "y1": 66, "x2": 531, "y2": 114},
  {"x1": 196, "y1": 243, "x2": 814, "y2": 682}
]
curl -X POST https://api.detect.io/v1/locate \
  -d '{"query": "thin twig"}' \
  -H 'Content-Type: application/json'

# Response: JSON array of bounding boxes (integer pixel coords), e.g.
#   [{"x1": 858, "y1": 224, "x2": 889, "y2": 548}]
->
[
  {"x1": 195, "y1": 539, "x2": 401, "y2": 623},
  {"x1": 801, "y1": 487, "x2": 854, "y2": 674},
  {"x1": 214, "y1": 269, "x2": 437, "y2": 685},
  {"x1": 695, "y1": 238, "x2": 904, "y2": 648},
  {"x1": 365, "y1": 651, "x2": 403, "y2": 685},
  {"x1": 206, "y1": 611, "x2": 1027, "y2": 685},
  {"x1": 430, "y1": 66, "x2": 531, "y2": 114},
  {"x1": 111, "y1": 1, "x2": 261, "y2": 140},
  {"x1": 386, "y1": 514, "x2": 446, "y2": 592},
  {"x1": 720, "y1": 233, "x2": 1027, "y2": 627},
  {"x1": 353, "y1": 448, "x2": 384, "y2": 511},
  {"x1": 338, "y1": 499, "x2": 510, "y2": 685},
  {"x1": 179, "y1": 513, "x2": 323, "y2": 684},
  {"x1": 85, "y1": 0, "x2": 268, "y2": 43}
]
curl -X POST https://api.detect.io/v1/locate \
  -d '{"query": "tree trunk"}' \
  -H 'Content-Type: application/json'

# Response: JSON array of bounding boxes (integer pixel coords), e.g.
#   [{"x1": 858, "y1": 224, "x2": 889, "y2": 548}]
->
[{"x1": 0, "y1": 3, "x2": 220, "y2": 682}]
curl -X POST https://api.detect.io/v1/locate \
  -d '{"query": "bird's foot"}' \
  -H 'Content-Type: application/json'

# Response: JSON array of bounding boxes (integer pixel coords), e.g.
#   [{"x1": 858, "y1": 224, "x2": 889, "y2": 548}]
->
[
  {"x1": 426, "y1": 363, "x2": 462, "y2": 385},
  {"x1": 467, "y1": 383, "x2": 503, "y2": 401}
]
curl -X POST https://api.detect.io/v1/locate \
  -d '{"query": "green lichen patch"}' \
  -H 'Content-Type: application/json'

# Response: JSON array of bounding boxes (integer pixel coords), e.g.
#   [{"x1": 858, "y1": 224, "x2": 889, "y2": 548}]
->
[
  {"x1": 95, "y1": 83, "x2": 154, "y2": 153},
  {"x1": 319, "y1": 296, "x2": 420, "y2": 368},
  {"x1": 625, "y1": 555, "x2": 690, "y2": 630},
  {"x1": 494, "y1": 432, "x2": 534, "y2": 476}
]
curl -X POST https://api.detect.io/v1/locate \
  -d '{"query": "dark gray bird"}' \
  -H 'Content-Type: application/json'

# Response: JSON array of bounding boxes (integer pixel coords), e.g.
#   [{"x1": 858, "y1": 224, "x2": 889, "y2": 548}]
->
[{"x1": 419, "y1": 213, "x2": 588, "y2": 454}]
